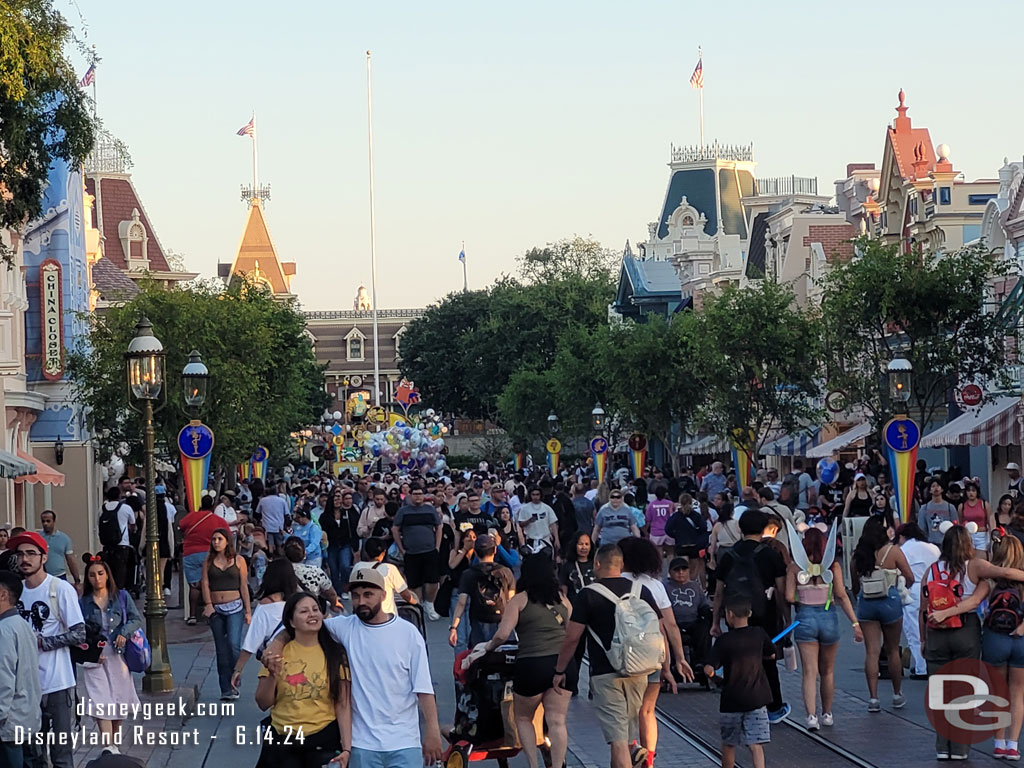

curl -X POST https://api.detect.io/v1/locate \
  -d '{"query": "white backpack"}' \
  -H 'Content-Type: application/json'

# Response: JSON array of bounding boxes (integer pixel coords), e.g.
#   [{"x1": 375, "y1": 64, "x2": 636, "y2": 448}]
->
[{"x1": 586, "y1": 581, "x2": 665, "y2": 676}]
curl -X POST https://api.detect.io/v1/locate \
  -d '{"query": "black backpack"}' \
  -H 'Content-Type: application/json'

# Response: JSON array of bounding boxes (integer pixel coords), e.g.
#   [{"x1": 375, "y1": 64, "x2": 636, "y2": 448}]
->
[
  {"x1": 986, "y1": 586, "x2": 1024, "y2": 634},
  {"x1": 722, "y1": 544, "x2": 768, "y2": 619},
  {"x1": 475, "y1": 565, "x2": 507, "y2": 618},
  {"x1": 98, "y1": 502, "x2": 124, "y2": 548}
]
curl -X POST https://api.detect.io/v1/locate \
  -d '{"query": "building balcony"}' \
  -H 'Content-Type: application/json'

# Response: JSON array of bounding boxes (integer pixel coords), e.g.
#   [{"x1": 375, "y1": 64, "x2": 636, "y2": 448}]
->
[
  {"x1": 670, "y1": 141, "x2": 754, "y2": 164},
  {"x1": 756, "y1": 176, "x2": 819, "y2": 196}
]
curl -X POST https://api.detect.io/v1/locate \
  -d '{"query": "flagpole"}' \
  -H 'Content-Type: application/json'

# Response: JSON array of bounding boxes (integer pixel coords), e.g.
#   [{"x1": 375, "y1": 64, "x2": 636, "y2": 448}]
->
[
  {"x1": 698, "y1": 46, "x2": 704, "y2": 152},
  {"x1": 462, "y1": 240, "x2": 468, "y2": 292},
  {"x1": 252, "y1": 112, "x2": 259, "y2": 199},
  {"x1": 367, "y1": 50, "x2": 382, "y2": 407},
  {"x1": 91, "y1": 46, "x2": 97, "y2": 122}
]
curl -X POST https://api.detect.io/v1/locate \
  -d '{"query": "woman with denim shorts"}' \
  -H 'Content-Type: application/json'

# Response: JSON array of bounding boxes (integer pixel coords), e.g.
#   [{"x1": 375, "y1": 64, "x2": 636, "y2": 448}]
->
[
  {"x1": 785, "y1": 527, "x2": 862, "y2": 730},
  {"x1": 850, "y1": 517, "x2": 914, "y2": 714},
  {"x1": 930, "y1": 527, "x2": 1024, "y2": 760}
]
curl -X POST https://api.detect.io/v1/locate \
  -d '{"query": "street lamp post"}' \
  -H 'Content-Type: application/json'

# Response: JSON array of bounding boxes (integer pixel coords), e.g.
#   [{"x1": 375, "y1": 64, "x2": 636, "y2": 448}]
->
[
  {"x1": 884, "y1": 358, "x2": 920, "y2": 525},
  {"x1": 546, "y1": 412, "x2": 561, "y2": 479},
  {"x1": 591, "y1": 402, "x2": 606, "y2": 434},
  {"x1": 547, "y1": 411, "x2": 560, "y2": 436},
  {"x1": 590, "y1": 402, "x2": 608, "y2": 485},
  {"x1": 182, "y1": 349, "x2": 209, "y2": 419},
  {"x1": 125, "y1": 317, "x2": 173, "y2": 693}
]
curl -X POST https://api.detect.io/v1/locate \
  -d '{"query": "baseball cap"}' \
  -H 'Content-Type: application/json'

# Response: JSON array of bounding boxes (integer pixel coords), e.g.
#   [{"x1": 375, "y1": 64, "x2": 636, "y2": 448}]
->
[
  {"x1": 854, "y1": 472, "x2": 866, "y2": 481},
  {"x1": 154, "y1": 484, "x2": 166, "y2": 495},
  {"x1": 1009, "y1": 463, "x2": 1021, "y2": 472},
  {"x1": 347, "y1": 564, "x2": 386, "y2": 591},
  {"x1": 8, "y1": 530, "x2": 47, "y2": 554},
  {"x1": 669, "y1": 556, "x2": 690, "y2": 571}
]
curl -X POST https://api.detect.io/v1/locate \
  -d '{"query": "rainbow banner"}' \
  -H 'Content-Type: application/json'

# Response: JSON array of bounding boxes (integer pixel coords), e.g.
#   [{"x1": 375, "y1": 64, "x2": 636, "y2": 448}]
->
[
  {"x1": 884, "y1": 417, "x2": 920, "y2": 524},
  {"x1": 514, "y1": 452, "x2": 526, "y2": 471},
  {"x1": 628, "y1": 433, "x2": 647, "y2": 479},
  {"x1": 591, "y1": 436, "x2": 609, "y2": 485},
  {"x1": 178, "y1": 422, "x2": 214, "y2": 514},
  {"x1": 251, "y1": 446, "x2": 269, "y2": 481},
  {"x1": 546, "y1": 438, "x2": 562, "y2": 478},
  {"x1": 237, "y1": 461, "x2": 251, "y2": 482}
]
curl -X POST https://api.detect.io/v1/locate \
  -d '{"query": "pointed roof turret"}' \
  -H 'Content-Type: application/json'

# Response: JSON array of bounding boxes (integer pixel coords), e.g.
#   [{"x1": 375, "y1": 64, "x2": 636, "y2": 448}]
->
[{"x1": 224, "y1": 199, "x2": 296, "y2": 296}]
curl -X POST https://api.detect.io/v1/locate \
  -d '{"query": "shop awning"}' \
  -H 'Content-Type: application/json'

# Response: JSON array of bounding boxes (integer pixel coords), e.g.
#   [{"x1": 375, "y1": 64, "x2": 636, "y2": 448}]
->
[
  {"x1": 921, "y1": 395, "x2": 1021, "y2": 448},
  {"x1": 759, "y1": 428, "x2": 821, "y2": 456},
  {"x1": 14, "y1": 449, "x2": 66, "y2": 486},
  {"x1": 0, "y1": 449, "x2": 36, "y2": 479},
  {"x1": 678, "y1": 435, "x2": 730, "y2": 456},
  {"x1": 807, "y1": 422, "x2": 872, "y2": 458}
]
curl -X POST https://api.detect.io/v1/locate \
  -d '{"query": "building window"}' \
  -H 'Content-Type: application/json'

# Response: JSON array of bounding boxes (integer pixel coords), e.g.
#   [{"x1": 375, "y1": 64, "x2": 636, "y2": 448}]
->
[
  {"x1": 969, "y1": 193, "x2": 997, "y2": 206},
  {"x1": 348, "y1": 337, "x2": 362, "y2": 360},
  {"x1": 939, "y1": 187, "x2": 951, "y2": 205}
]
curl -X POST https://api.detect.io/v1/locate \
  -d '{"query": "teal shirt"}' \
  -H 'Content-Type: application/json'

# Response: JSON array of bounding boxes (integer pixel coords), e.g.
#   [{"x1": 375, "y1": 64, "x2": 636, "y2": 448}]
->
[{"x1": 40, "y1": 530, "x2": 74, "y2": 577}]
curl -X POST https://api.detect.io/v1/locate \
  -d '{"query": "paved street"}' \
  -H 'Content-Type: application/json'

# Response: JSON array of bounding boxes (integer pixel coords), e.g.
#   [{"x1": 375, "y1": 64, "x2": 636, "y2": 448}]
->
[{"x1": 67, "y1": 581, "x2": 1004, "y2": 768}]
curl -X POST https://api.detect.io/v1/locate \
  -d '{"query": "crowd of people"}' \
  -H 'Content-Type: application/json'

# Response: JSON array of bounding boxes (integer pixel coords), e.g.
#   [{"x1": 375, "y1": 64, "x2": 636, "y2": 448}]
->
[{"x1": 4, "y1": 454, "x2": 1024, "y2": 767}]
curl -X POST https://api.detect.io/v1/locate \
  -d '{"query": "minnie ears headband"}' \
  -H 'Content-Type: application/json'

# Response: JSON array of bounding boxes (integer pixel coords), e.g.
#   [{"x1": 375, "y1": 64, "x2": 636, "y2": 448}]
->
[{"x1": 938, "y1": 521, "x2": 980, "y2": 535}]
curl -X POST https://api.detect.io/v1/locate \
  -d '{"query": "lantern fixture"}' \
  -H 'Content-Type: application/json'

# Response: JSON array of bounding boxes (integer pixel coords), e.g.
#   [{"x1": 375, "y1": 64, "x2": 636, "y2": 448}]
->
[
  {"x1": 547, "y1": 411, "x2": 560, "y2": 436},
  {"x1": 591, "y1": 402, "x2": 606, "y2": 433},
  {"x1": 125, "y1": 316, "x2": 165, "y2": 401},
  {"x1": 887, "y1": 358, "x2": 912, "y2": 413},
  {"x1": 182, "y1": 349, "x2": 209, "y2": 414}
]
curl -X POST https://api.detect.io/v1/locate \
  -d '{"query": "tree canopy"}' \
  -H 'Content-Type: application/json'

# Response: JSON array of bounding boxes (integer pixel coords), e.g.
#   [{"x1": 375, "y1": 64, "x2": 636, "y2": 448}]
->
[
  {"x1": 0, "y1": 0, "x2": 94, "y2": 263},
  {"x1": 820, "y1": 237, "x2": 1015, "y2": 429},
  {"x1": 67, "y1": 280, "x2": 329, "y2": 472}
]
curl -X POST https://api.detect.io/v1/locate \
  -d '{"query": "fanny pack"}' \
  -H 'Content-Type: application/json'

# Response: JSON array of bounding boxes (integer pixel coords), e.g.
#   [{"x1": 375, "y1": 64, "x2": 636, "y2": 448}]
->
[{"x1": 214, "y1": 599, "x2": 244, "y2": 615}]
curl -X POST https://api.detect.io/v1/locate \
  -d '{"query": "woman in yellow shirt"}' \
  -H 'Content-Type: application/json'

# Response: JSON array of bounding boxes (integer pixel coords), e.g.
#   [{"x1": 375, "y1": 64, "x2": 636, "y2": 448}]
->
[{"x1": 256, "y1": 592, "x2": 352, "y2": 767}]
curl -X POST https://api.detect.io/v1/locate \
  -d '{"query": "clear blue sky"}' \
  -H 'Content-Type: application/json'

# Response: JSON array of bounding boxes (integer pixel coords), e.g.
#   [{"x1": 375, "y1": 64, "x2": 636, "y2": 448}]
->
[{"x1": 72, "y1": 0, "x2": 1024, "y2": 309}]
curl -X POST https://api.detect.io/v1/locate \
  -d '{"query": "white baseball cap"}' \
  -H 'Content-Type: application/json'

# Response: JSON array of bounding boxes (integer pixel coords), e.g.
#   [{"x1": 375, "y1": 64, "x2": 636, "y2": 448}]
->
[{"x1": 1008, "y1": 463, "x2": 1021, "y2": 472}]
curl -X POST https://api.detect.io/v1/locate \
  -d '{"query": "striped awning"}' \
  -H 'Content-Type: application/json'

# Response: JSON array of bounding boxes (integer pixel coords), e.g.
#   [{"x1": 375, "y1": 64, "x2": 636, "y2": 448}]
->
[
  {"x1": 678, "y1": 435, "x2": 730, "y2": 456},
  {"x1": 759, "y1": 428, "x2": 821, "y2": 456},
  {"x1": 807, "y1": 422, "x2": 872, "y2": 458},
  {"x1": 13, "y1": 449, "x2": 65, "y2": 487},
  {"x1": 921, "y1": 396, "x2": 1021, "y2": 448},
  {"x1": 0, "y1": 449, "x2": 36, "y2": 479}
]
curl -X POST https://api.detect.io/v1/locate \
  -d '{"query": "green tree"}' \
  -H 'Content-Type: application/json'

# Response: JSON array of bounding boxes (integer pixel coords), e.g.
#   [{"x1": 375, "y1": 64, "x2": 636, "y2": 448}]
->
[
  {"x1": 0, "y1": 0, "x2": 94, "y2": 263},
  {"x1": 694, "y1": 280, "x2": 823, "y2": 460},
  {"x1": 820, "y1": 238, "x2": 1015, "y2": 430},
  {"x1": 516, "y1": 235, "x2": 618, "y2": 284},
  {"x1": 400, "y1": 250, "x2": 615, "y2": 421},
  {"x1": 600, "y1": 314, "x2": 704, "y2": 472},
  {"x1": 66, "y1": 279, "x2": 329, "y2": 475}
]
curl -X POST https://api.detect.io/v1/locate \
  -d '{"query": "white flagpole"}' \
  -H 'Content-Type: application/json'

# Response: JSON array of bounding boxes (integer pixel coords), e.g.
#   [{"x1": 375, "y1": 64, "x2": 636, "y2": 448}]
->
[
  {"x1": 698, "y1": 46, "x2": 704, "y2": 152},
  {"x1": 252, "y1": 112, "x2": 259, "y2": 197},
  {"x1": 91, "y1": 46, "x2": 97, "y2": 122},
  {"x1": 367, "y1": 51, "x2": 381, "y2": 407},
  {"x1": 462, "y1": 240, "x2": 468, "y2": 292}
]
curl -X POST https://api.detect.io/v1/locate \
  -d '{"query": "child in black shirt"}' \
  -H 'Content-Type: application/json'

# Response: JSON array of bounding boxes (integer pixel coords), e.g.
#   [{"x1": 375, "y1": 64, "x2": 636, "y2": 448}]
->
[{"x1": 705, "y1": 597, "x2": 774, "y2": 768}]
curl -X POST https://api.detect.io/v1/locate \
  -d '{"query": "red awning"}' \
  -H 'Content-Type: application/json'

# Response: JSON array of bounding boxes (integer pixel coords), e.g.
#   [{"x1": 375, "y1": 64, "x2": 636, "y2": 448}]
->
[{"x1": 14, "y1": 449, "x2": 66, "y2": 487}]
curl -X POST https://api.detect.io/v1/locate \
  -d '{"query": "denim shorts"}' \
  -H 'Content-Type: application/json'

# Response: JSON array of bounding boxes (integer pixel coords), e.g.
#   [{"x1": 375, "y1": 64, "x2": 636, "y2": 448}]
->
[
  {"x1": 350, "y1": 747, "x2": 422, "y2": 768},
  {"x1": 794, "y1": 604, "x2": 840, "y2": 645},
  {"x1": 183, "y1": 552, "x2": 206, "y2": 585},
  {"x1": 983, "y1": 630, "x2": 1024, "y2": 668},
  {"x1": 720, "y1": 707, "x2": 770, "y2": 747},
  {"x1": 856, "y1": 586, "x2": 902, "y2": 625}
]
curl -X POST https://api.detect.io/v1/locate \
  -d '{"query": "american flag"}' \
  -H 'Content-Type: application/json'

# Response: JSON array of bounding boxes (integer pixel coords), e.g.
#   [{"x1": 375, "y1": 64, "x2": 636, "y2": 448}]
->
[
  {"x1": 79, "y1": 63, "x2": 95, "y2": 88},
  {"x1": 236, "y1": 117, "x2": 255, "y2": 137},
  {"x1": 689, "y1": 57, "x2": 703, "y2": 90}
]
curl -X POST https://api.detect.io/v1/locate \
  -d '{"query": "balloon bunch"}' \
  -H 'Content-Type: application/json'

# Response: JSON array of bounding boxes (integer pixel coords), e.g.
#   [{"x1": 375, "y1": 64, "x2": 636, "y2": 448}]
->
[
  {"x1": 364, "y1": 408, "x2": 448, "y2": 473},
  {"x1": 817, "y1": 457, "x2": 839, "y2": 485}
]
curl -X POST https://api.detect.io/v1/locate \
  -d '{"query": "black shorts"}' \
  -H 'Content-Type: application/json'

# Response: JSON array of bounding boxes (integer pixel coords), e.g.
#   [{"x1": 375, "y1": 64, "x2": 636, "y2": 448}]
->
[
  {"x1": 675, "y1": 545, "x2": 703, "y2": 559},
  {"x1": 513, "y1": 654, "x2": 578, "y2": 697},
  {"x1": 404, "y1": 550, "x2": 440, "y2": 589}
]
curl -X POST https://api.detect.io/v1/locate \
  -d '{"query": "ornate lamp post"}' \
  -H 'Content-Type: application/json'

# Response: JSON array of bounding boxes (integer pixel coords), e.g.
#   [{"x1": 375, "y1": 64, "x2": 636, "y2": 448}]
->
[
  {"x1": 884, "y1": 358, "x2": 920, "y2": 524},
  {"x1": 590, "y1": 402, "x2": 608, "y2": 485},
  {"x1": 124, "y1": 317, "x2": 173, "y2": 693},
  {"x1": 547, "y1": 411, "x2": 560, "y2": 436},
  {"x1": 546, "y1": 412, "x2": 561, "y2": 478}
]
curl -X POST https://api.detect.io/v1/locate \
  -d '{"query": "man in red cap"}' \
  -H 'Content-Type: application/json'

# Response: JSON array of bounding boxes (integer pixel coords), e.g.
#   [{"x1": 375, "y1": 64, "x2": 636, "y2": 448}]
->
[{"x1": 8, "y1": 530, "x2": 85, "y2": 768}]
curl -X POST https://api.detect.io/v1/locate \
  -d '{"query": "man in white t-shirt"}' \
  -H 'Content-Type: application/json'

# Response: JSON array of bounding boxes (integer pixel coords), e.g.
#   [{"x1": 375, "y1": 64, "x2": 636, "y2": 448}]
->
[
  {"x1": 269, "y1": 568, "x2": 442, "y2": 767},
  {"x1": 354, "y1": 539, "x2": 416, "y2": 616},
  {"x1": 99, "y1": 485, "x2": 137, "y2": 596},
  {"x1": 516, "y1": 487, "x2": 560, "y2": 554},
  {"x1": 9, "y1": 531, "x2": 85, "y2": 768}
]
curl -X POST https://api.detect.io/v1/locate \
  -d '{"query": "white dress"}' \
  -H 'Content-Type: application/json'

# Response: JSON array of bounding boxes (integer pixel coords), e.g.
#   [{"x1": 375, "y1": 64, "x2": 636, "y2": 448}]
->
[{"x1": 81, "y1": 600, "x2": 141, "y2": 719}]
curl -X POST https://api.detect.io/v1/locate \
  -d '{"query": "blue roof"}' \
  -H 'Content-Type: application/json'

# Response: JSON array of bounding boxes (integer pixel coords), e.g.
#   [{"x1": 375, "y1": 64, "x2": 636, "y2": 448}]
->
[{"x1": 622, "y1": 258, "x2": 680, "y2": 297}]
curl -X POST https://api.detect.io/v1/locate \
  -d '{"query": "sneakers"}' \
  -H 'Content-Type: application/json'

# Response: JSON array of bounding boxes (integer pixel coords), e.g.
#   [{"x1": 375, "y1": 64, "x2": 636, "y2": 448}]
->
[
  {"x1": 892, "y1": 693, "x2": 906, "y2": 709},
  {"x1": 767, "y1": 703, "x2": 791, "y2": 723},
  {"x1": 820, "y1": 712, "x2": 834, "y2": 727},
  {"x1": 1006, "y1": 749, "x2": 1022, "y2": 761},
  {"x1": 423, "y1": 603, "x2": 441, "y2": 621},
  {"x1": 949, "y1": 755, "x2": 968, "y2": 761},
  {"x1": 867, "y1": 698, "x2": 881, "y2": 713},
  {"x1": 163, "y1": 587, "x2": 171, "y2": 597},
  {"x1": 805, "y1": 714, "x2": 820, "y2": 731},
  {"x1": 629, "y1": 742, "x2": 648, "y2": 768},
  {"x1": 936, "y1": 753, "x2": 950, "y2": 761}
]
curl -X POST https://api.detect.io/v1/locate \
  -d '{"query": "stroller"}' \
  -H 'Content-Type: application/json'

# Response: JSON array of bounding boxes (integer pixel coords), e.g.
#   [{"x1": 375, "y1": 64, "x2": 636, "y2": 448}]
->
[
  {"x1": 396, "y1": 599, "x2": 427, "y2": 644},
  {"x1": 442, "y1": 645, "x2": 552, "y2": 768}
]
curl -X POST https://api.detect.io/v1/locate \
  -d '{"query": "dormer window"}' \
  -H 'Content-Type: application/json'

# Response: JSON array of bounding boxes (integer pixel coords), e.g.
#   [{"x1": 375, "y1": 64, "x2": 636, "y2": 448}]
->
[
  {"x1": 118, "y1": 208, "x2": 149, "y2": 271},
  {"x1": 345, "y1": 327, "x2": 366, "y2": 361}
]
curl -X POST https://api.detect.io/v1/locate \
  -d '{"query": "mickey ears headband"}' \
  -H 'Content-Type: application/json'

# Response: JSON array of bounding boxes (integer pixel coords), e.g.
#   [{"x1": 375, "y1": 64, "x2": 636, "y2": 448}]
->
[{"x1": 938, "y1": 521, "x2": 979, "y2": 535}]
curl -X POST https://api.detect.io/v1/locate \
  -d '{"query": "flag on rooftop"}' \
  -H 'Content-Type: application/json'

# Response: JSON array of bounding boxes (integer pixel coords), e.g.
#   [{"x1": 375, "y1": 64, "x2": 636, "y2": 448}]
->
[
  {"x1": 237, "y1": 117, "x2": 255, "y2": 137},
  {"x1": 79, "y1": 63, "x2": 95, "y2": 88},
  {"x1": 689, "y1": 56, "x2": 703, "y2": 90},
  {"x1": 458, "y1": 247, "x2": 466, "y2": 263}
]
